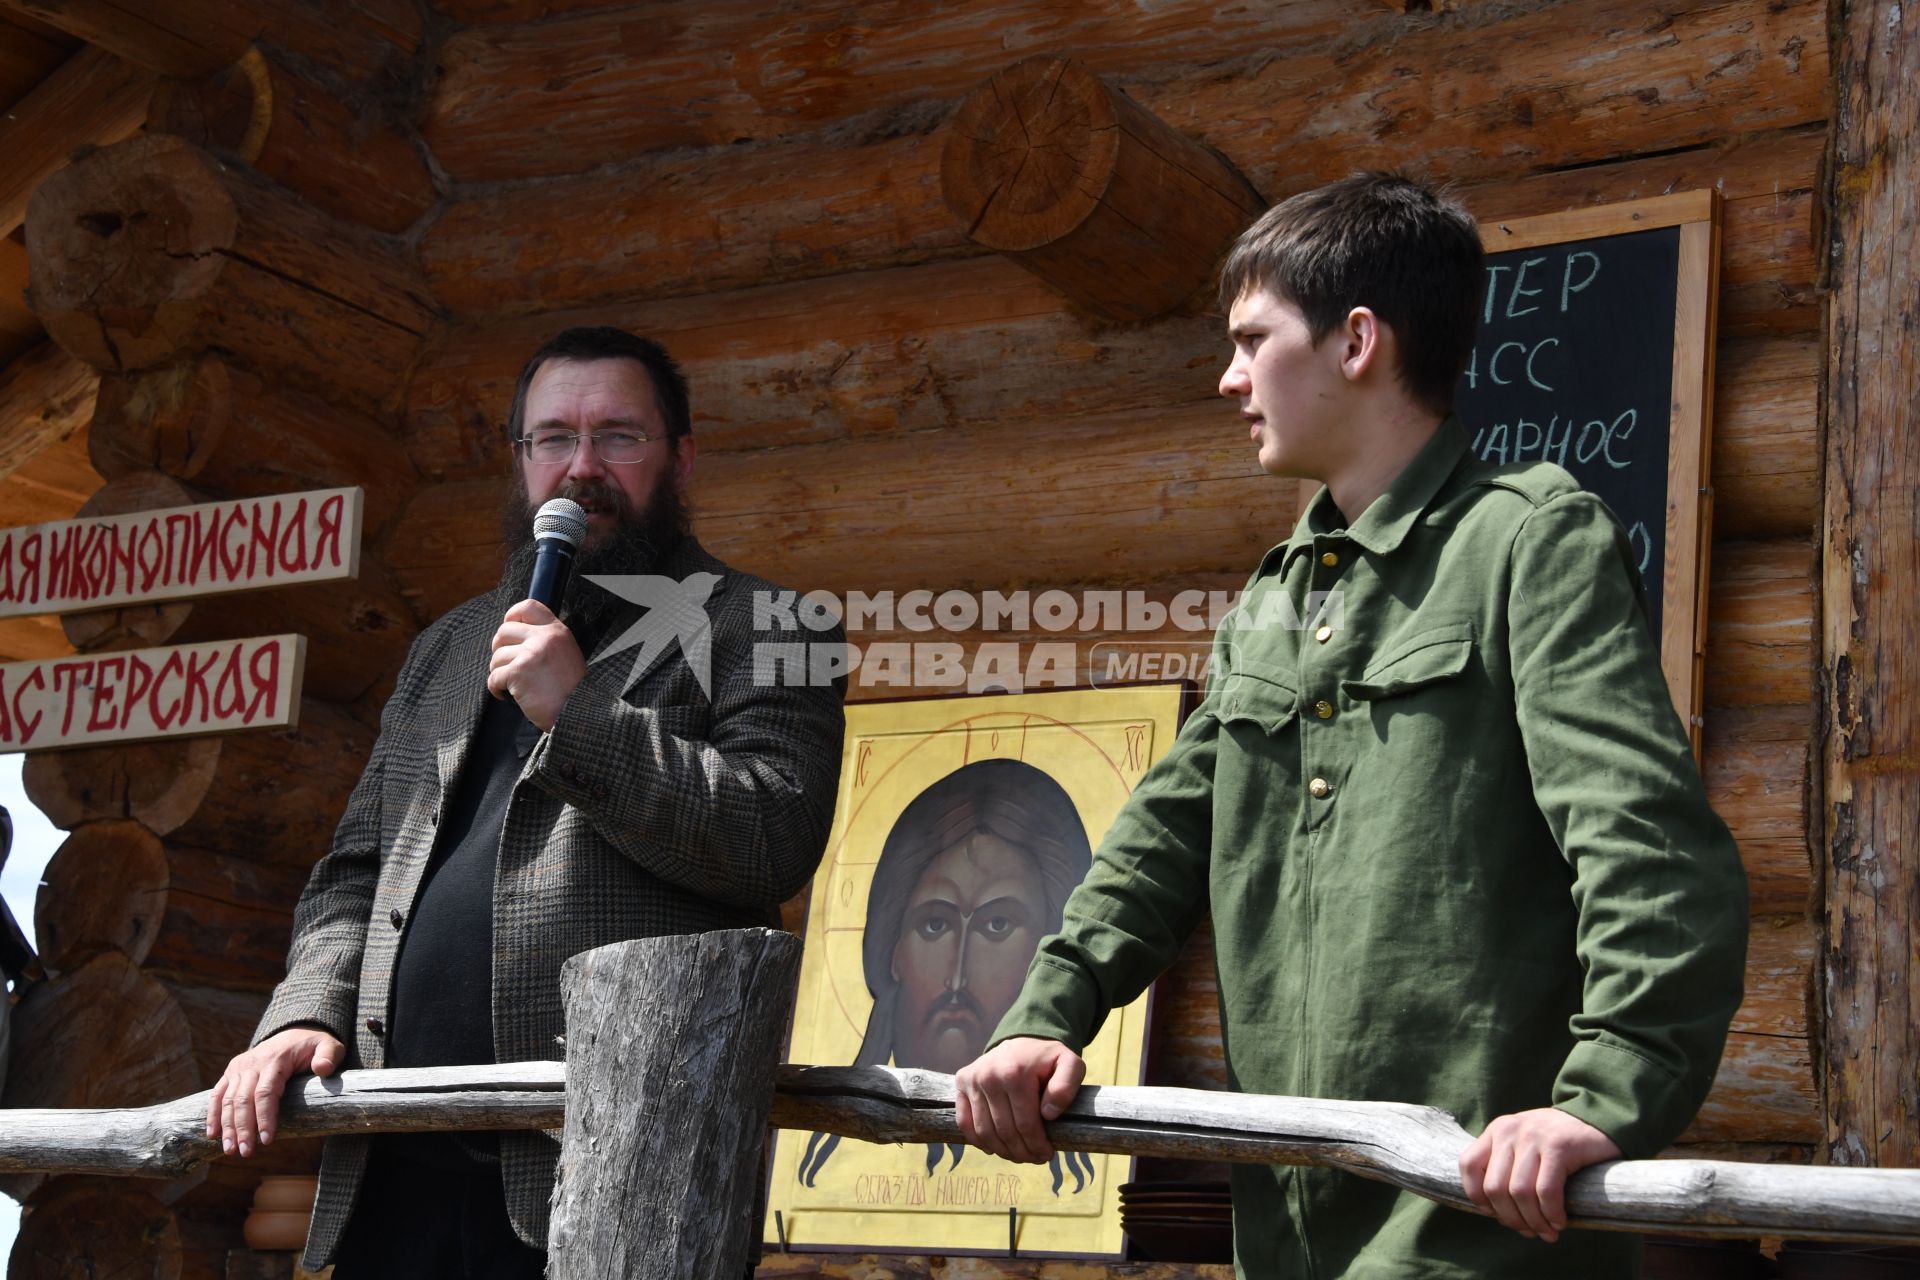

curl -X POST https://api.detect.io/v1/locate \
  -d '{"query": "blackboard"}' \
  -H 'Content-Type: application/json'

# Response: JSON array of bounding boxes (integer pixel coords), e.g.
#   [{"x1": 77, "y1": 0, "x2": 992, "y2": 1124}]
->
[
  {"x1": 1457, "y1": 192, "x2": 1720, "y2": 750},
  {"x1": 1458, "y1": 227, "x2": 1679, "y2": 637}
]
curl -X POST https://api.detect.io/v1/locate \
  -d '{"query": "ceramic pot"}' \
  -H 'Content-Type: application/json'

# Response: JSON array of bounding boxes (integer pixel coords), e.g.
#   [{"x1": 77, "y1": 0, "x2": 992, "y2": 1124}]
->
[
  {"x1": 252, "y1": 1175, "x2": 319, "y2": 1212},
  {"x1": 243, "y1": 1209, "x2": 311, "y2": 1251}
]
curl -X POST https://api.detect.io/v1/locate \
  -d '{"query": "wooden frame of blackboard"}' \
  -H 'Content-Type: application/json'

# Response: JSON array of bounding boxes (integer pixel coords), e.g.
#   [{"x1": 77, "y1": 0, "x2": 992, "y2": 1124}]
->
[{"x1": 1478, "y1": 190, "x2": 1721, "y2": 755}]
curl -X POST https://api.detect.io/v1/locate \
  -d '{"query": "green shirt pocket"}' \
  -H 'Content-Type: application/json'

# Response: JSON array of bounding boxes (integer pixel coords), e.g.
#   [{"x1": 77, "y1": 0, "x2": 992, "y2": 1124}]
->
[
  {"x1": 1341, "y1": 621, "x2": 1476, "y2": 700},
  {"x1": 1215, "y1": 668, "x2": 1298, "y2": 734}
]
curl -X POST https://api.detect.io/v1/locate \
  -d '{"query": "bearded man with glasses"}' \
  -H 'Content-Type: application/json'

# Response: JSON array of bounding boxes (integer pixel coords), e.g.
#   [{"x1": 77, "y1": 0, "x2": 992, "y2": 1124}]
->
[{"x1": 208, "y1": 326, "x2": 848, "y2": 1279}]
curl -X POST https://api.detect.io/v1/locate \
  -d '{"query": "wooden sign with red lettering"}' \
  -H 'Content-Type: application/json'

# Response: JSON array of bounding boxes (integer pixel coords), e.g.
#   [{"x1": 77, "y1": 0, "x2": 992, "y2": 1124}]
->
[
  {"x1": 0, "y1": 634, "x2": 306, "y2": 753},
  {"x1": 0, "y1": 488, "x2": 361, "y2": 619}
]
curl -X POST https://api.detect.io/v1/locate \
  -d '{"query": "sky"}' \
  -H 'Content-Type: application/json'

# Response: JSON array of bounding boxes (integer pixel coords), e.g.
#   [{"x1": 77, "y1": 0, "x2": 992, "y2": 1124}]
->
[{"x1": 1, "y1": 753, "x2": 60, "y2": 1265}]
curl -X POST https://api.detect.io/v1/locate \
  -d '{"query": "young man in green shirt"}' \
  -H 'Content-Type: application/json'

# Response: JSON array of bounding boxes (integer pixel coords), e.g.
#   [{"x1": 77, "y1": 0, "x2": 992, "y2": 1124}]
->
[{"x1": 955, "y1": 174, "x2": 1748, "y2": 1277}]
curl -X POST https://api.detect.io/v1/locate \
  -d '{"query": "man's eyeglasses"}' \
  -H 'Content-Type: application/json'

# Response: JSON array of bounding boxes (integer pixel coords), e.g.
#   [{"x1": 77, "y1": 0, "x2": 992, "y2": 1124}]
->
[{"x1": 513, "y1": 429, "x2": 654, "y2": 465}]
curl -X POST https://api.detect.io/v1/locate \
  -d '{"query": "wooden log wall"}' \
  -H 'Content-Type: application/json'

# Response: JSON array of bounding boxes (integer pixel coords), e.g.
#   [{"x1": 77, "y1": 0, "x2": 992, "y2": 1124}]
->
[
  {"x1": 2, "y1": 5, "x2": 436, "y2": 1269},
  {"x1": 392, "y1": 0, "x2": 1833, "y2": 1191},
  {"x1": 0, "y1": 0, "x2": 1852, "y2": 1270}
]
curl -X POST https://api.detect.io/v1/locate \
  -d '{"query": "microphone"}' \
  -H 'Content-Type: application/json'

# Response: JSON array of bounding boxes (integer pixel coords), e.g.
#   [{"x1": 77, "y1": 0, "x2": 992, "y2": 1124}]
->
[{"x1": 528, "y1": 498, "x2": 588, "y2": 611}]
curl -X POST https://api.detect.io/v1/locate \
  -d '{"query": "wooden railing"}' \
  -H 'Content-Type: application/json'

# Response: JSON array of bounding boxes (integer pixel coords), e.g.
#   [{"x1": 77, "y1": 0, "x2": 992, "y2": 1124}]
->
[{"x1": 3, "y1": 930, "x2": 1918, "y2": 1276}]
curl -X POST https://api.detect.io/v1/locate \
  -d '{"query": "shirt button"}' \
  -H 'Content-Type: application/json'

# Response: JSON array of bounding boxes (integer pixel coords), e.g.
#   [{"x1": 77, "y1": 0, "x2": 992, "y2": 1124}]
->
[
  {"x1": 1315, "y1": 624, "x2": 1333, "y2": 644},
  {"x1": 430, "y1": 805, "x2": 441, "y2": 826},
  {"x1": 1313, "y1": 700, "x2": 1334, "y2": 719},
  {"x1": 365, "y1": 1016, "x2": 385, "y2": 1036},
  {"x1": 1309, "y1": 777, "x2": 1332, "y2": 799},
  {"x1": 1320, "y1": 551, "x2": 1340, "y2": 568},
  {"x1": 390, "y1": 908, "x2": 405, "y2": 931}
]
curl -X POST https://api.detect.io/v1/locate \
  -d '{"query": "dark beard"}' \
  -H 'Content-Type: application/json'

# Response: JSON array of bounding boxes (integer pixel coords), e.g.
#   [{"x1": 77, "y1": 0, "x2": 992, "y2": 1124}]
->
[{"x1": 498, "y1": 469, "x2": 692, "y2": 651}]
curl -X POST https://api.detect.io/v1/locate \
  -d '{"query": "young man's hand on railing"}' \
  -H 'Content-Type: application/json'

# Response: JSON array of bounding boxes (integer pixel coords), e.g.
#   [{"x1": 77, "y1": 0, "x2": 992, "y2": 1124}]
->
[
  {"x1": 206, "y1": 1026, "x2": 346, "y2": 1157},
  {"x1": 1459, "y1": 1107, "x2": 1623, "y2": 1244},
  {"x1": 954, "y1": 1035, "x2": 1086, "y2": 1165}
]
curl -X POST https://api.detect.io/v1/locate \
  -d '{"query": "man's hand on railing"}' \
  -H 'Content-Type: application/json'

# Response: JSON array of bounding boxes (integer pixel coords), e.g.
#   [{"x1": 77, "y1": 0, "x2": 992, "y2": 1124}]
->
[
  {"x1": 953, "y1": 1035, "x2": 1087, "y2": 1165},
  {"x1": 207, "y1": 1026, "x2": 347, "y2": 1157},
  {"x1": 1460, "y1": 1106, "x2": 1623, "y2": 1245}
]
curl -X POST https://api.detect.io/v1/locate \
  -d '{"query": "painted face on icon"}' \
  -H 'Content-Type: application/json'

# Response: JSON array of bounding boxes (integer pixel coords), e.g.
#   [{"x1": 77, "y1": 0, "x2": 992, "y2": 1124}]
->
[{"x1": 887, "y1": 831, "x2": 1049, "y2": 1075}]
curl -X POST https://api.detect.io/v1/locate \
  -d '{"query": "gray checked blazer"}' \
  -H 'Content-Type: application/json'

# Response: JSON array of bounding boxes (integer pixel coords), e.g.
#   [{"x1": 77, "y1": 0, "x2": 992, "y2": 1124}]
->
[{"x1": 252, "y1": 538, "x2": 847, "y2": 1268}]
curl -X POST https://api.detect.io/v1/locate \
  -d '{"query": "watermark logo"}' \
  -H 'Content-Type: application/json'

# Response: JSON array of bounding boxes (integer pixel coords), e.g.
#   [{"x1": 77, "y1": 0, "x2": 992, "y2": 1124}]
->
[
  {"x1": 1088, "y1": 640, "x2": 1217, "y2": 689},
  {"x1": 747, "y1": 587, "x2": 1340, "y2": 691},
  {"x1": 578, "y1": 579, "x2": 1341, "y2": 693},
  {"x1": 586, "y1": 572, "x2": 723, "y2": 697}
]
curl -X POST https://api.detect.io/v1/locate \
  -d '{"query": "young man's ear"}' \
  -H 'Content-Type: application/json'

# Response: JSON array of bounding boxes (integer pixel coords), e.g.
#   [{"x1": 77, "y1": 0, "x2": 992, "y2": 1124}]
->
[{"x1": 1337, "y1": 307, "x2": 1386, "y2": 383}]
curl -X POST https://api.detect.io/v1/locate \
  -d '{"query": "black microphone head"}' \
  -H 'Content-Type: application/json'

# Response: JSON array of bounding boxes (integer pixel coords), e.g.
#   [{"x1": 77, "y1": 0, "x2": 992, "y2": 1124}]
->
[{"x1": 533, "y1": 498, "x2": 588, "y2": 549}]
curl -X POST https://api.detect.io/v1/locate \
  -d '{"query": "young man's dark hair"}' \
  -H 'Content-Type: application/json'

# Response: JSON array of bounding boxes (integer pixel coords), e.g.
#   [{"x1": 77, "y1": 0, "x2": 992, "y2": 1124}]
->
[
  {"x1": 504, "y1": 325, "x2": 694, "y2": 444},
  {"x1": 1216, "y1": 172, "x2": 1484, "y2": 417}
]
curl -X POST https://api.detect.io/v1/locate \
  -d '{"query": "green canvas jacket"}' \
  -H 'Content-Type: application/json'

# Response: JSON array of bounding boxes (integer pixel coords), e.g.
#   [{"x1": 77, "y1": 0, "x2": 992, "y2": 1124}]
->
[{"x1": 993, "y1": 419, "x2": 1748, "y2": 1278}]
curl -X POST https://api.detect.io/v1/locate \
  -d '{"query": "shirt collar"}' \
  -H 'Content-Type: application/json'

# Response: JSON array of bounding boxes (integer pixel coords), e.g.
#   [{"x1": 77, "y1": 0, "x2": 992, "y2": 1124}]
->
[{"x1": 1279, "y1": 417, "x2": 1471, "y2": 568}]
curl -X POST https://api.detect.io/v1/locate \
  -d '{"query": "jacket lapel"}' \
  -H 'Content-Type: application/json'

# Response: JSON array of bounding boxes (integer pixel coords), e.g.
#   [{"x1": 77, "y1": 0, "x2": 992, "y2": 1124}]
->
[{"x1": 436, "y1": 589, "x2": 508, "y2": 798}]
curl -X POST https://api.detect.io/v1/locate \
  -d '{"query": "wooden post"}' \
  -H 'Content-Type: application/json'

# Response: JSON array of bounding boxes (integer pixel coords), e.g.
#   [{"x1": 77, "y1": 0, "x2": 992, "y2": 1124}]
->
[
  {"x1": 1821, "y1": 0, "x2": 1920, "y2": 1169},
  {"x1": 549, "y1": 928, "x2": 801, "y2": 1280},
  {"x1": 941, "y1": 55, "x2": 1264, "y2": 322}
]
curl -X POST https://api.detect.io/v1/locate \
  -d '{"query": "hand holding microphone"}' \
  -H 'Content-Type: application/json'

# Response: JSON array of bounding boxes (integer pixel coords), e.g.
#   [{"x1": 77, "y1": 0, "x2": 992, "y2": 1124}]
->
[{"x1": 489, "y1": 498, "x2": 590, "y2": 730}]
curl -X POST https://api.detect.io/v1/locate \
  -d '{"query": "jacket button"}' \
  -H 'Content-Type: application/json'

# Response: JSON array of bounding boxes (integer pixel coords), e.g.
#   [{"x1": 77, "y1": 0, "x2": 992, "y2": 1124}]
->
[
  {"x1": 1320, "y1": 551, "x2": 1340, "y2": 568},
  {"x1": 1315, "y1": 624, "x2": 1334, "y2": 644},
  {"x1": 1309, "y1": 777, "x2": 1332, "y2": 799},
  {"x1": 1314, "y1": 700, "x2": 1334, "y2": 720},
  {"x1": 366, "y1": 1016, "x2": 385, "y2": 1036},
  {"x1": 390, "y1": 908, "x2": 405, "y2": 930},
  {"x1": 431, "y1": 805, "x2": 441, "y2": 825}
]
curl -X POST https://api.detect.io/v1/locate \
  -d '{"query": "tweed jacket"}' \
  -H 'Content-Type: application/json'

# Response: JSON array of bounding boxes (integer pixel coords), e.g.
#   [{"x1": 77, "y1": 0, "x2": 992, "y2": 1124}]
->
[{"x1": 253, "y1": 538, "x2": 847, "y2": 1268}]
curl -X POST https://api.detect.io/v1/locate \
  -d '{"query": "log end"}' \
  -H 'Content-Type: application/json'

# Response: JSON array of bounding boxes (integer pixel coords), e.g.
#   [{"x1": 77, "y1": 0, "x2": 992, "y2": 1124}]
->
[
  {"x1": 26, "y1": 135, "x2": 239, "y2": 373},
  {"x1": 941, "y1": 56, "x2": 1264, "y2": 324},
  {"x1": 11, "y1": 1180, "x2": 187, "y2": 1280},
  {"x1": 59, "y1": 471, "x2": 201, "y2": 651},
  {"x1": 941, "y1": 55, "x2": 1120, "y2": 253},
  {"x1": 21, "y1": 734, "x2": 222, "y2": 836},
  {"x1": 146, "y1": 52, "x2": 274, "y2": 163},
  {"x1": 90, "y1": 361, "x2": 233, "y2": 482},
  {"x1": 1, "y1": 952, "x2": 201, "y2": 1111},
  {"x1": 35, "y1": 821, "x2": 169, "y2": 973}
]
